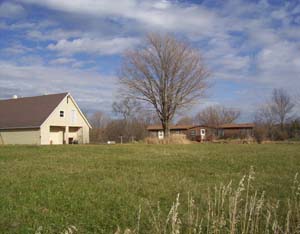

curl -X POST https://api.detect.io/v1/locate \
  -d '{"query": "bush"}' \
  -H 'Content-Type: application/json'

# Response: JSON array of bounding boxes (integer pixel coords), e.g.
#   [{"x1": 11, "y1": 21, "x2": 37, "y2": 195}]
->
[
  {"x1": 253, "y1": 125, "x2": 267, "y2": 143},
  {"x1": 273, "y1": 128, "x2": 289, "y2": 141}
]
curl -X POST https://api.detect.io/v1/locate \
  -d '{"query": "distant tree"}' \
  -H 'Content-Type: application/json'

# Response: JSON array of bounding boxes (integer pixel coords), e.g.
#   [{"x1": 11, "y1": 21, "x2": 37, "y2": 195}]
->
[
  {"x1": 110, "y1": 97, "x2": 158, "y2": 142},
  {"x1": 89, "y1": 111, "x2": 110, "y2": 143},
  {"x1": 89, "y1": 111, "x2": 110, "y2": 128},
  {"x1": 195, "y1": 105, "x2": 240, "y2": 126},
  {"x1": 176, "y1": 116, "x2": 194, "y2": 125},
  {"x1": 255, "y1": 104, "x2": 275, "y2": 126},
  {"x1": 112, "y1": 97, "x2": 141, "y2": 120},
  {"x1": 120, "y1": 33, "x2": 209, "y2": 137},
  {"x1": 254, "y1": 88, "x2": 295, "y2": 141},
  {"x1": 254, "y1": 104, "x2": 276, "y2": 142},
  {"x1": 287, "y1": 118, "x2": 300, "y2": 139},
  {"x1": 294, "y1": 92, "x2": 300, "y2": 117},
  {"x1": 270, "y1": 88, "x2": 294, "y2": 129}
]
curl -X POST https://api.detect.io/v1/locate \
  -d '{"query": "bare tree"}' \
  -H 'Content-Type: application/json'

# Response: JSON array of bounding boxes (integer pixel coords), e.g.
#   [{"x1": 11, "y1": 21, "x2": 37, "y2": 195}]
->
[
  {"x1": 90, "y1": 111, "x2": 110, "y2": 128},
  {"x1": 195, "y1": 105, "x2": 240, "y2": 126},
  {"x1": 254, "y1": 88, "x2": 295, "y2": 141},
  {"x1": 270, "y1": 88, "x2": 294, "y2": 129},
  {"x1": 176, "y1": 116, "x2": 194, "y2": 125},
  {"x1": 89, "y1": 111, "x2": 110, "y2": 143},
  {"x1": 120, "y1": 33, "x2": 209, "y2": 137},
  {"x1": 255, "y1": 104, "x2": 275, "y2": 126},
  {"x1": 112, "y1": 97, "x2": 142, "y2": 120},
  {"x1": 293, "y1": 92, "x2": 300, "y2": 116}
]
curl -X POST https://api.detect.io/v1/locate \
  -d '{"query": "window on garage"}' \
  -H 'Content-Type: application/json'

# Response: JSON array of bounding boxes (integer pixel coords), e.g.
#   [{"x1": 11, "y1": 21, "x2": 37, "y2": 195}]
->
[{"x1": 71, "y1": 110, "x2": 77, "y2": 124}]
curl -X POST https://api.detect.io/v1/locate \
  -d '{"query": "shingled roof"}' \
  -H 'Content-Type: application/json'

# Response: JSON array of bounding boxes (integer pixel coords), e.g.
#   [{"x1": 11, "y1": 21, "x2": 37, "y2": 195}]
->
[{"x1": 0, "y1": 93, "x2": 68, "y2": 129}]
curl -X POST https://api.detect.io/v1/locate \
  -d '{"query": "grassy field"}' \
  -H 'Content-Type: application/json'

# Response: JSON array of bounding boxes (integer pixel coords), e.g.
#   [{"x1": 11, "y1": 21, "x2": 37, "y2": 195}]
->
[{"x1": 0, "y1": 144, "x2": 300, "y2": 233}]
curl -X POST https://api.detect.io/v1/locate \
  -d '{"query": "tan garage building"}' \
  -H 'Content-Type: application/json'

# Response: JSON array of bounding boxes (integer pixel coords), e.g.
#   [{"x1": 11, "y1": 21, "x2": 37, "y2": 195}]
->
[{"x1": 0, "y1": 93, "x2": 91, "y2": 145}]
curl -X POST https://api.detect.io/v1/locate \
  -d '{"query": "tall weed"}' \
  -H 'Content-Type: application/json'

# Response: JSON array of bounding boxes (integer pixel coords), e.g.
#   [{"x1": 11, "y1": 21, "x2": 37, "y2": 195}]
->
[{"x1": 117, "y1": 168, "x2": 300, "y2": 234}]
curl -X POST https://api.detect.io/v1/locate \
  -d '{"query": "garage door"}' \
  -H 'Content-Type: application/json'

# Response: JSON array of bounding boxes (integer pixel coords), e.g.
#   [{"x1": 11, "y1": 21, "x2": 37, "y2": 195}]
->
[{"x1": 50, "y1": 127, "x2": 64, "y2": 145}]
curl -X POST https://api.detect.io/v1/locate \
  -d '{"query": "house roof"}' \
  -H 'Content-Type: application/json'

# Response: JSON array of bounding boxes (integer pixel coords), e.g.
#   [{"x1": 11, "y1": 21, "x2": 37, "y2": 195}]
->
[
  {"x1": 147, "y1": 123, "x2": 255, "y2": 131},
  {"x1": 0, "y1": 93, "x2": 68, "y2": 129},
  {"x1": 188, "y1": 125, "x2": 216, "y2": 129},
  {"x1": 218, "y1": 123, "x2": 255, "y2": 129},
  {"x1": 147, "y1": 125, "x2": 193, "y2": 131}
]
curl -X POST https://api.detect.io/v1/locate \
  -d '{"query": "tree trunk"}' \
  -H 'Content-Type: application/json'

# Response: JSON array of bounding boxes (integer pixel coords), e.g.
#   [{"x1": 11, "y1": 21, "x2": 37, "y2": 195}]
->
[
  {"x1": 280, "y1": 117, "x2": 284, "y2": 130},
  {"x1": 163, "y1": 120, "x2": 170, "y2": 138}
]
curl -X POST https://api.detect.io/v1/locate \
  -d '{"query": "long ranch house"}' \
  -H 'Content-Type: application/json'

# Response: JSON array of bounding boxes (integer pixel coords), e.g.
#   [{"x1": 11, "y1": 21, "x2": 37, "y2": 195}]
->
[
  {"x1": 0, "y1": 93, "x2": 91, "y2": 145},
  {"x1": 147, "y1": 123, "x2": 254, "y2": 142}
]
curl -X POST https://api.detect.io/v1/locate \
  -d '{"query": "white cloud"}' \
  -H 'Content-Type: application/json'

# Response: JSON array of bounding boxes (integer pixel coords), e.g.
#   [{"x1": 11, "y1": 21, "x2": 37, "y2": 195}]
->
[
  {"x1": 0, "y1": 60, "x2": 118, "y2": 113},
  {"x1": 47, "y1": 37, "x2": 140, "y2": 55},
  {"x1": 256, "y1": 41, "x2": 300, "y2": 89},
  {"x1": 49, "y1": 57, "x2": 76, "y2": 65},
  {"x1": 0, "y1": 2, "x2": 25, "y2": 18},
  {"x1": 152, "y1": 0, "x2": 171, "y2": 10},
  {"x1": 18, "y1": 0, "x2": 221, "y2": 35},
  {"x1": 27, "y1": 28, "x2": 82, "y2": 41},
  {"x1": 3, "y1": 0, "x2": 300, "y2": 116},
  {"x1": 49, "y1": 57, "x2": 95, "y2": 68},
  {"x1": 1, "y1": 43, "x2": 32, "y2": 55},
  {"x1": 220, "y1": 54, "x2": 250, "y2": 71}
]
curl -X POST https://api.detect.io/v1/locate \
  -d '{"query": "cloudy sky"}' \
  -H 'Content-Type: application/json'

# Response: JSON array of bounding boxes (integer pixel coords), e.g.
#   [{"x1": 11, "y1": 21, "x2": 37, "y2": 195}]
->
[{"x1": 0, "y1": 0, "x2": 300, "y2": 120}]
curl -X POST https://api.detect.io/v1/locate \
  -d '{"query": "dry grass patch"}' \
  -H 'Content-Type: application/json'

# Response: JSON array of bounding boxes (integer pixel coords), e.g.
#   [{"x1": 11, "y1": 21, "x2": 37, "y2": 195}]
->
[
  {"x1": 145, "y1": 134, "x2": 192, "y2": 144},
  {"x1": 116, "y1": 168, "x2": 300, "y2": 234}
]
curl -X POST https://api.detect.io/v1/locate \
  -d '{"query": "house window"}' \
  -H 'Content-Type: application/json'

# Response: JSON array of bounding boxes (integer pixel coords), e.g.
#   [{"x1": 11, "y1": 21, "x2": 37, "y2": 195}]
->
[
  {"x1": 218, "y1": 129, "x2": 224, "y2": 137},
  {"x1": 201, "y1": 129, "x2": 206, "y2": 135},
  {"x1": 71, "y1": 110, "x2": 77, "y2": 123},
  {"x1": 190, "y1": 130, "x2": 196, "y2": 136},
  {"x1": 158, "y1": 131, "x2": 164, "y2": 139},
  {"x1": 60, "y1": 111, "x2": 64, "y2": 117}
]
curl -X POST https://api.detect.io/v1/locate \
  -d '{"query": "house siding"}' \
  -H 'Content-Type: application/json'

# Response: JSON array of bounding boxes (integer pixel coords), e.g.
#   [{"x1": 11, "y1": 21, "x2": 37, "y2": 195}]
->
[
  {"x1": 0, "y1": 128, "x2": 40, "y2": 145},
  {"x1": 218, "y1": 128, "x2": 254, "y2": 139},
  {"x1": 147, "y1": 124, "x2": 254, "y2": 142},
  {"x1": 148, "y1": 129, "x2": 189, "y2": 139},
  {"x1": 187, "y1": 126, "x2": 216, "y2": 142},
  {"x1": 40, "y1": 95, "x2": 90, "y2": 145}
]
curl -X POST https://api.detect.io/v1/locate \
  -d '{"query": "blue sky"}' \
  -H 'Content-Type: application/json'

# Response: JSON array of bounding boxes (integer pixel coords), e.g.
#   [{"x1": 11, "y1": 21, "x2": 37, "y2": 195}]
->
[{"x1": 0, "y1": 0, "x2": 300, "y2": 120}]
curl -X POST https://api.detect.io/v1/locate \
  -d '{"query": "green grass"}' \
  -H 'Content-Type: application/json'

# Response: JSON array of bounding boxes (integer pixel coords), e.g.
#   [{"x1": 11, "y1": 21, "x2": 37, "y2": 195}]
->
[{"x1": 0, "y1": 144, "x2": 300, "y2": 233}]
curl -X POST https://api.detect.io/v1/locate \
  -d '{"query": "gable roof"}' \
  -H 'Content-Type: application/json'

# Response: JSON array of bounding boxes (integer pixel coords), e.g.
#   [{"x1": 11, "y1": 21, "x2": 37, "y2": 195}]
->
[{"x1": 0, "y1": 93, "x2": 68, "y2": 129}]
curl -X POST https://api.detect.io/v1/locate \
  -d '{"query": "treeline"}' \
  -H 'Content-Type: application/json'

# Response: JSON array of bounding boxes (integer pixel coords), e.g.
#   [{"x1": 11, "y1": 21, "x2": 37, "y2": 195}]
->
[
  {"x1": 89, "y1": 88, "x2": 299, "y2": 144},
  {"x1": 89, "y1": 98, "x2": 241, "y2": 143},
  {"x1": 89, "y1": 98, "x2": 160, "y2": 143},
  {"x1": 254, "y1": 88, "x2": 300, "y2": 142}
]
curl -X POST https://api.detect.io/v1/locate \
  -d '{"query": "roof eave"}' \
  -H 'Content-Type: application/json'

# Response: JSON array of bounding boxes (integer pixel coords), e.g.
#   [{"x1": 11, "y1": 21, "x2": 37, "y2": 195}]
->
[{"x1": 0, "y1": 126, "x2": 40, "y2": 130}]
